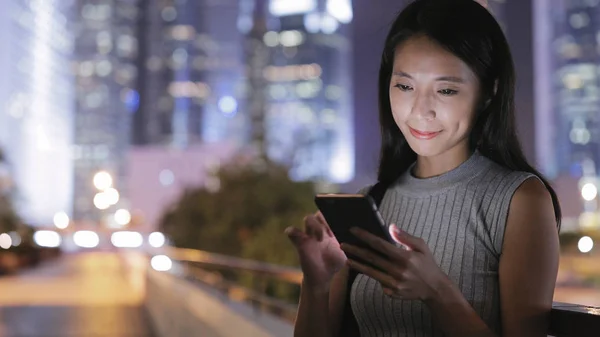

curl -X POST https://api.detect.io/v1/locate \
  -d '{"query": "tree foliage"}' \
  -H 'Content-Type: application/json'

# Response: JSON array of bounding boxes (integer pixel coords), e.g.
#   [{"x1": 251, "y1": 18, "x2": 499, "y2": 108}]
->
[{"x1": 158, "y1": 157, "x2": 316, "y2": 265}]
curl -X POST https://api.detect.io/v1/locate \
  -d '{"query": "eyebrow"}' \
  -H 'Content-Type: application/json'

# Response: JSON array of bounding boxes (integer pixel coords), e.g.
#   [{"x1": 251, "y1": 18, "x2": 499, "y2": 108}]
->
[{"x1": 392, "y1": 71, "x2": 466, "y2": 84}]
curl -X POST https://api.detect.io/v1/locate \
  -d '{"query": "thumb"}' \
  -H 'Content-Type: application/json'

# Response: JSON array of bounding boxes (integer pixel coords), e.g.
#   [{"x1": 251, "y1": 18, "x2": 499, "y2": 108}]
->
[
  {"x1": 389, "y1": 225, "x2": 423, "y2": 251},
  {"x1": 285, "y1": 226, "x2": 308, "y2": 247}
]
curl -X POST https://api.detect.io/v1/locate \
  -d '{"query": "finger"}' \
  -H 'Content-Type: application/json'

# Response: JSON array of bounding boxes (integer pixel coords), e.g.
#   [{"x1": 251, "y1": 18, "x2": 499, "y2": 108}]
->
[
  {"x1": 303, "y1": 215, "x2": 315, "y2": 238},
  {"x1": 341, "y1": 244, "x2": 402, "y2": 276},
  {"x1": 315, "y1": 211, "x2": 334, "y2": 237},
  {"x1": 350, "y1": 227, "x2": 410, "y2": 260},
  {"x1": 304, "y1": 215, "x2": 324, "y2": 241},
  {"x1": 347, "y1": 259, "x2": 400, "y2": 291},
  {"x1": 389, "y1": 225, "x2": 426, "y2": 252},
  {"x1": 285, "y1": 226, "x2": 308, "y2": 246}
]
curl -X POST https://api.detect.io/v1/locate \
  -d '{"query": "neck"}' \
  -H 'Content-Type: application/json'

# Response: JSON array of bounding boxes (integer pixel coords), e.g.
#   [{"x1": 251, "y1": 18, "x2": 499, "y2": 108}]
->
[{"x1": 413, "y1": 145, "x2": 473, "y2": 178}]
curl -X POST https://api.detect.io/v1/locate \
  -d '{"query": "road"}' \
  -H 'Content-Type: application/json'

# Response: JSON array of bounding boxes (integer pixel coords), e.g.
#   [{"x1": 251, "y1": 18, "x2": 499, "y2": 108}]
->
[{"x1": 0, "y1": 252, "x2": 154, "y2": 337}]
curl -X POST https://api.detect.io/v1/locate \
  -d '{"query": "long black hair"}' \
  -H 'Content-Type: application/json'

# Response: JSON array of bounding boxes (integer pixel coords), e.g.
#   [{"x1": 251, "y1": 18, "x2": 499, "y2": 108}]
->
[{"x1": 376, "y1": 0, "x2": 562, "y2": 228}]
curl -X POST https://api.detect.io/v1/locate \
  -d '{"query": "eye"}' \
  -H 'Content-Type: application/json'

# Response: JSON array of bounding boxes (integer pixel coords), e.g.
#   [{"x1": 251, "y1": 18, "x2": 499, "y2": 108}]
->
[
  {"x1": 438, "y1": 89, "x2": 458, "y2": 96},
  {"x1": 394, "y1": 84, "x2": 413, "y2": 92}
]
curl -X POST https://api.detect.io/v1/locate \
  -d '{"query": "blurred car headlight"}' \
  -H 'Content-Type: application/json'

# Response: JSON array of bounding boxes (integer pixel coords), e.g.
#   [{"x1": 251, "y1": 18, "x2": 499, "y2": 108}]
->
[
  {"x1": 73, "y1": 231, "x2": 100, "y2": 248},
  {"x1": 111, "y1": 231, "x2": 143, "y2": 248},
  {"x1": 34, "y1": 230, "x2": 62, "y2": 248}
]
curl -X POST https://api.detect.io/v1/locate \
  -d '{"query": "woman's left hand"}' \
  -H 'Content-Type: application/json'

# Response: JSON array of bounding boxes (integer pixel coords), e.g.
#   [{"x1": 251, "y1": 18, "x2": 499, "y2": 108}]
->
[{"x1": 341, "y1": 224, "x2": 450, "y2": 301}]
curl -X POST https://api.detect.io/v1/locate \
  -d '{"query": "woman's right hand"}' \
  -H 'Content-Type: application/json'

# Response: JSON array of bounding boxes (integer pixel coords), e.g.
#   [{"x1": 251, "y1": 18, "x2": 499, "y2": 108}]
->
[{"x1": 285, "y1": 212, "x2": 347, "y2": 289}]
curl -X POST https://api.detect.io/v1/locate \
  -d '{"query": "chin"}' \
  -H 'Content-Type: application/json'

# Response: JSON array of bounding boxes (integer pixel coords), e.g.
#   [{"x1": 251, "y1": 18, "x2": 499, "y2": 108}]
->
[
  {"x1": 410, "y1": 147, "x2": 446, "y2": 158},
  {"x1": 405, "y1": 139, "x2": 447, "y2": 158}
]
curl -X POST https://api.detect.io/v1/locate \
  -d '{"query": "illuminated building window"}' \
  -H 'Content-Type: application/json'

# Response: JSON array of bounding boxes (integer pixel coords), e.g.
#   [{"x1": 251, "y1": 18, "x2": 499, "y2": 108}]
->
[
  {"x1": 95, "y1": 60, "x2": 113, "y2": 77},
  {"x1": 117, "y1": 34, "x2": 137, "y2": 57},
  {"x1": 560, "y1": 42, "x2": 582, "y2": 59},
  {"x1": 218, "y1": 96, "x2": 238, "y2": 116},
  {"x1": 570, "y1": 127, "x2": 591, "y2": 145},
  {"x1": 563, "y1": 73, "x2": 584, "y2": 89},
  {"x1": 297, "y1": 106, "x2": 315, "y2": 123},
  {"x1": 280, "y1": 30, "x2": 304, "y2": 47},
  {"x1": 269, "y1": 85, "x2": 287, "y2": 100},
  {"x1": 79, "y1": 61, "x2": 95, "y2": 77},
  {"x1": 570, "y1": 12, "x2": 590, "y2": 29},
  {"x1": 321, "y1": 14, "x2": 339, "y2": 34},
  {"x1": 304, "y1": 13, "x2": 321, "y2": 33},
  {"x1": 296, "y1": 81, "x2": 321, "y2": 98},
  {"x1": 161, "y1": 6, "x2": 177, "y2": 22},
  {"x1": 326, "y1": 0, "x2": 353, "y2": 24},
  {"x1": 321, "y1": 109, "x2": 337, "y2": 124},
  {"x1": 96, "y1": 31, "x2": 113, "y2": 55},
  {"x1": 172, "y1": 48, "x2": 188, "y2": 69},
  {"x1": 171, "y1": 25, "x2": 196, "y2": 41},
  {"x1": 269, "y1": 0, "x2": 317, "y2": 17},
  {"x1": 325, "y1": 85, "x2": 342, "y2": 100},
  {"x1": 168, "y1": 81, "x2": 211, "y2": 98},
  {"x1": 263, "y1": 31, "x2": 279, "y2": 47},
  {"x1": 263, "y1": 64, "x2": 322, "y2": 82}
]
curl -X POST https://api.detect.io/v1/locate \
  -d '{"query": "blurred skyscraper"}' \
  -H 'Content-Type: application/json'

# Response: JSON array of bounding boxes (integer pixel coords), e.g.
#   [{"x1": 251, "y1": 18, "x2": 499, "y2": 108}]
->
[
  {"x1": 134, "y1": 0, "x2": 245, "y2": 148},
  {"x1": 71, "y1": 0, "x2": 140, "y2": 223},
  {"x1": 0, "y1": 0, "x2": 74, "y2": 226},
  {"x1": 534, "y1": 0, "x2": 600, "y2": 230},
  {"x1": 134, "y1": 0, "x2": 355, "y2": 183},
  {"x1": 255, "y1": 0, "x2": 355, "y2": 182},
  {"x1": 535, "y1": 0, "x2": 600, "y2": 180}
]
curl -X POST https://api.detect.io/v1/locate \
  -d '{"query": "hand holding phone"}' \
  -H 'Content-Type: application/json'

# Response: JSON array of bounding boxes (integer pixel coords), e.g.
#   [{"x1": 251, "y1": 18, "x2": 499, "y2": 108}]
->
[{"x1": 314, "y1": 194, "x2": 396, "y2": 270}]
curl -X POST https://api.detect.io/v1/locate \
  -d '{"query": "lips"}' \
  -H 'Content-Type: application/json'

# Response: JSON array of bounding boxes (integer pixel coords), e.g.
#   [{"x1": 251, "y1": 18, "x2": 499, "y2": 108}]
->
[{"x1": 408, "y1": 127, "x2": 442, "y2": 140}]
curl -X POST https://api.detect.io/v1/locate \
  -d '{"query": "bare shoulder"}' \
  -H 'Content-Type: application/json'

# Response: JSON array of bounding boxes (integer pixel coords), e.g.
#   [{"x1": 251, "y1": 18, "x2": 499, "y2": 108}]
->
[
  {"x1": 508, "y1": 177, "x2": 556, "y2": 228},
  {"x1": 499, "y1": 177, "x2": 559, "y2": 336}
]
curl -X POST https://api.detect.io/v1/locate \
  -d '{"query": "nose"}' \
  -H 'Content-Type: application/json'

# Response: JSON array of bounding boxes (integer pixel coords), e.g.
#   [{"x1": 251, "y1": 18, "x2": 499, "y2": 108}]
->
[{"x1": 411, "y1": 92, "x2": 436, "y2": 121}]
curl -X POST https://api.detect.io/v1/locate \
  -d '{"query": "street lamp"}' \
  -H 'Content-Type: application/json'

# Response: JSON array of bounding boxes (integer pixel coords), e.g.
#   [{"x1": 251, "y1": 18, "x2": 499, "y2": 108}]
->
[
  {"x1": 93, "y1": 192, "x2": 111, "y2": 210},
  {"x1": 104, "y1": 188, "x2": 120, "y2": 205},
  {"x1": 53, "y1": 212, "x2": 70, "y2": 229},
  {"x1": 578, "y1": 236, "x2": 594, "y2": 253},
  {"x1": 581, "y1": 183, "x2": 598, "y2": 201},
  {"x1": 93, "y1": 171, "x2": 113, "y2": 191},
  {"x1": 114, "y1": 209, "x2": 131, "y2": 226}
]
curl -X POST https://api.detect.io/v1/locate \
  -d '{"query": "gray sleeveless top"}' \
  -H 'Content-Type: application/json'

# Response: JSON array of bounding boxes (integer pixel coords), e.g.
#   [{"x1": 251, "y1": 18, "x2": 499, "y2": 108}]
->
[{"x1": 351, "y1": 151, "x2": 537, "y2": 336}]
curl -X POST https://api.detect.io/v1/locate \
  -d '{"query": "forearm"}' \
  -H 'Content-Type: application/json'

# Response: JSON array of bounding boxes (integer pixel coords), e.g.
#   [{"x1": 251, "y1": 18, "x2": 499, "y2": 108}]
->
[
  {"x1": 294, "y1": 282, "x2": 333, "y2": 337},
  {"x1": 425, "y1": 279, "x2": 498, "y2": 337}
]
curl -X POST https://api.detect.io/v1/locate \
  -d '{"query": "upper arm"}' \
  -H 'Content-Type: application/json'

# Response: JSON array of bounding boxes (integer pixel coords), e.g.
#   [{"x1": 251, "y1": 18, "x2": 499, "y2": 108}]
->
[
  {"x1": 499, "y1": 177, "x2": 559, "y2": 337},
  {"x1": 328, "y1": 265, "x2": 351, "y2": 337}
]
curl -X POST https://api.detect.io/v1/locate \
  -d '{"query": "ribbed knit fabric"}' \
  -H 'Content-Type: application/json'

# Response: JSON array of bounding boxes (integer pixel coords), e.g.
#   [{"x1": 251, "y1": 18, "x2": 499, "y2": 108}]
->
[{"x1": 351, "y1": 151, "x2": 537, "y2": 336}]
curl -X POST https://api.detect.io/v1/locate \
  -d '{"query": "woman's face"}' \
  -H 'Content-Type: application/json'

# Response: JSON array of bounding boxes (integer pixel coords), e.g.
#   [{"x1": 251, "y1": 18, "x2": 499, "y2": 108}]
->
[{"x1": 389, "y1": 35, "x2": 481, "y2": 158}]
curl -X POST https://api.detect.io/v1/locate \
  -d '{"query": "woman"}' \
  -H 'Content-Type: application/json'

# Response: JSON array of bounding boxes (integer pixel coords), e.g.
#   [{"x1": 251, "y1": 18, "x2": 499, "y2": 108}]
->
[{"x1": 285, "y1": 0, "x2": 561, "y2": 336}]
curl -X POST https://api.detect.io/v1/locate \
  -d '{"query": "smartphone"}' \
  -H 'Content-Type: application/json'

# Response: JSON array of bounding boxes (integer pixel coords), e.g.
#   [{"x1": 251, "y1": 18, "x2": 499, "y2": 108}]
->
[{"x1": 314, "y1": 194, "x2": 396, "y2": 269}]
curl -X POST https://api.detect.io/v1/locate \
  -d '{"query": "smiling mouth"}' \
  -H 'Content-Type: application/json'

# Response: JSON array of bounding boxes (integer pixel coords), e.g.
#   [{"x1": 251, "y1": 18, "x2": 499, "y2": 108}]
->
[{"x1": 408, "y1": 127, "x2": 442, "y2": 140}]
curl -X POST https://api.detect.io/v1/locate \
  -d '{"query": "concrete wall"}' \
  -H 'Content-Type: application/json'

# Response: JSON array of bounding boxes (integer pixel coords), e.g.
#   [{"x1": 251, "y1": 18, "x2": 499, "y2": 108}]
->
[{"x1": 144, "y1": 268, "x2": 294, "y2": 337}]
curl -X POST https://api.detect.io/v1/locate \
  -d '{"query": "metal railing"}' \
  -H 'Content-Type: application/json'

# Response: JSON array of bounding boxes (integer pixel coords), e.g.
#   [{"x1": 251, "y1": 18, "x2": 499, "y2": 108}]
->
[{"x1": 154, "y1": 246, "x2": 600, "y2": 337}]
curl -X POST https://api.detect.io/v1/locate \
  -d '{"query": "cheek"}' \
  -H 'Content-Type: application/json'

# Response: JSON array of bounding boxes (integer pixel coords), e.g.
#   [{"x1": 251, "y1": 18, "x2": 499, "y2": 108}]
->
[
  {"x1": 389, "y1": 91, "x2": 409, "y2": 122},
  {"x1": 437, "y1": 100, "x2": 477, "y2": 130}
]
